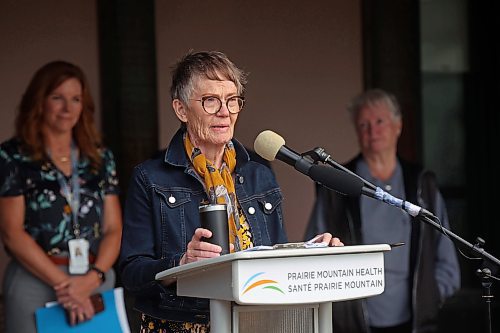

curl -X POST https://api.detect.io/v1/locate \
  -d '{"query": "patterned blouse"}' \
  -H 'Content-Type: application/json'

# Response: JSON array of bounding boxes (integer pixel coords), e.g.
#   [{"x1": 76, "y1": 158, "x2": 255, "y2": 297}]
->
[{"x1": 0, "y1": 138, "x2": 119, "y2": 255}]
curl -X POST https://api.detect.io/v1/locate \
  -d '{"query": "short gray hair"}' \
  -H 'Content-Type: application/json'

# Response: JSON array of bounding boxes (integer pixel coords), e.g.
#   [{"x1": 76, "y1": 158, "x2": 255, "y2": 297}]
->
[
  {"x1": 170, "y1": 50, "x2": 247, "y2": 104},
  {"x1": 347, "y1": 89, "x2": 401, "y2": 123}
]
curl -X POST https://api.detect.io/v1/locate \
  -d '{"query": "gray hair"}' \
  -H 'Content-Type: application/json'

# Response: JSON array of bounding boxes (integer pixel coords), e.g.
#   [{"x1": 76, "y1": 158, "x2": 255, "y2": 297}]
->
[
  {"x1": 170, "y1": 50, "x2": 248, "y2": 104},
  {"x1": 347, "y1": 89, "x2": 402, "y2": 123}
]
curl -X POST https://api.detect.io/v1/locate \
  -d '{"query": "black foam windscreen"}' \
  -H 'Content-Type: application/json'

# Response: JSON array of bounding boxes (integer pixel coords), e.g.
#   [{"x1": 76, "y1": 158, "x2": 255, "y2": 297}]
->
[{"x1": 308, "y1": 164, "x2": 363, "y2": 197}]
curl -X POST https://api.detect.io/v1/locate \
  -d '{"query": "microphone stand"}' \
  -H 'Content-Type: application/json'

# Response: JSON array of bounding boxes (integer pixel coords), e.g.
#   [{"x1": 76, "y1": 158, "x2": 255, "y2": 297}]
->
[
  {"x1": 475, "y1": 237, "x2": 494, "y2": 333},
  {"x1": 303, "y1": 147, "x2": 500, "y2": 333},
  {"x1": 416, "y1": 217, "x2": 498, "y2": 333}
]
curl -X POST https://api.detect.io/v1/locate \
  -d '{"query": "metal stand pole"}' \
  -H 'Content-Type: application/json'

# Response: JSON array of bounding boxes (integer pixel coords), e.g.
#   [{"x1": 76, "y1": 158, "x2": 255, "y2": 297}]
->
[
  {"x1": 318, "y1": 302, "x2": 333, "y2": 333},
  {"x1": 476, "y1": 266, "x2": 494, "y2": 333},
  {"x1": 210, "y1": 299, "x2": 232, "y2": 333}
]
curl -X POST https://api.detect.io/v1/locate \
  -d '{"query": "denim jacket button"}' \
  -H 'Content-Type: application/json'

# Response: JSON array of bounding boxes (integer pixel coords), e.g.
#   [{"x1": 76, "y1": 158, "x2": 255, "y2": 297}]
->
[
  {"x1": 264, "y1": 202, "x2": 273, "y2": 210},
  {"x1": 248, "y1": 207, "x2": 256, "y2": 215},
  {"x1": 168, "y1": 195, "x2": 176, "y2": 204},
  {"x1": 238, "y1": 175, "x2": 244, "y2": 184}
]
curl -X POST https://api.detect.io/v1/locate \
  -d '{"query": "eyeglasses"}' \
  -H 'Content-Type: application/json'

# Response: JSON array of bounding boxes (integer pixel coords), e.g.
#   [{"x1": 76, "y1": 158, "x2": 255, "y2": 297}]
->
[{"x1": 192, "y1": 96, "x2": 245, "y2": 114}]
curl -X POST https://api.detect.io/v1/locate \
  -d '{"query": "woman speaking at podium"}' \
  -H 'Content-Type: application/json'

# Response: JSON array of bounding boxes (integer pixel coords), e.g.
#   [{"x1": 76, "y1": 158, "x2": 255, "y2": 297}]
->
[{"x1": 119, "y1": 50, "x2": 342, "y2": 332}]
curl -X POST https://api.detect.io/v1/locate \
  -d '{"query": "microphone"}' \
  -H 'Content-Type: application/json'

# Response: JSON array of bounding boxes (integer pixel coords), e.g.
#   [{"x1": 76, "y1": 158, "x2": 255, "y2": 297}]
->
[
  {"x1": 254, "y1": 130, "x2": 434, "y2": 219},
  {"x1": 254, "y1": 130, "x2": 312, "y2": 175},
  {"x1": 309, "y1": 164, "x2": 363, "y2": 196},
  {"x1": 254, "y1": 130, "x2": 363, "y2": 196}
]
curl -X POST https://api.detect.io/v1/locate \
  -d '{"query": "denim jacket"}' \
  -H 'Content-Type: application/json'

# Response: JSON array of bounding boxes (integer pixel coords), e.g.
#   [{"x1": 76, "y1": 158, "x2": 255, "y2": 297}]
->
[{"x1": 119, "y1": 128, "x2": 287, "y2": 323}]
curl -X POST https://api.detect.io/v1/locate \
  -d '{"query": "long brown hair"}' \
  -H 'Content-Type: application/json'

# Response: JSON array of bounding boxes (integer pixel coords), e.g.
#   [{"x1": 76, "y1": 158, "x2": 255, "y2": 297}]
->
[{"x1": 15, "y1": 61, "x2": 102, "y2": 169}]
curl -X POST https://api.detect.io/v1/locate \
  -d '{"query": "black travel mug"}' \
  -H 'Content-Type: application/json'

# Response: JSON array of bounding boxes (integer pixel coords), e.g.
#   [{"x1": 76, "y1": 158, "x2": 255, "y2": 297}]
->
[{"x1": 199, "y1": 204, "x2": 230, "y2": 255}]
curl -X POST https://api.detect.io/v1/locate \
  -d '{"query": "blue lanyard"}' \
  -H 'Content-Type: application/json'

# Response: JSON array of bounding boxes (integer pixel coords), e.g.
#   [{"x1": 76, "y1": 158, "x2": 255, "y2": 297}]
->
[{"x1": 52, "y1": 143, "x2": 81, "y2": 238}]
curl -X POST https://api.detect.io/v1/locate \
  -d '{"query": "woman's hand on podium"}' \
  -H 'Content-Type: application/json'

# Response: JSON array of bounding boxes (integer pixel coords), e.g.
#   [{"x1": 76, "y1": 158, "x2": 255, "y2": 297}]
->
[{"x1": 307, "y1": 233, "x2": 344, "y2": 247}]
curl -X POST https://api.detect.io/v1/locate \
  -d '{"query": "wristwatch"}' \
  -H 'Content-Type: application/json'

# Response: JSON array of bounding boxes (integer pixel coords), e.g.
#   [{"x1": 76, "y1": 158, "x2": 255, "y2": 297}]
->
[{"x1": 89, "y1": 265, "x2": 106, "y2": 284}]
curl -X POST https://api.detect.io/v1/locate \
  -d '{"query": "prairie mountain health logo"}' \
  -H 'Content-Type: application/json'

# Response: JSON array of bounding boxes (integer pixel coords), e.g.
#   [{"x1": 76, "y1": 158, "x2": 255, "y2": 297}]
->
[{"x1": 241, "y1": 272, "x2": 285, "y2": 295}]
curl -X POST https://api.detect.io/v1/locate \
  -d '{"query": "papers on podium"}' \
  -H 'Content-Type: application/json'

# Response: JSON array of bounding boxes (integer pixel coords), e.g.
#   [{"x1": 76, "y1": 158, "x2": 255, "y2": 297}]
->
[
  {"x1": 35, "y1": 287, "x2": 130, "y2": 333},
  {"x1": 243, "y1": 238, "x2": 329, "y2": 252}
]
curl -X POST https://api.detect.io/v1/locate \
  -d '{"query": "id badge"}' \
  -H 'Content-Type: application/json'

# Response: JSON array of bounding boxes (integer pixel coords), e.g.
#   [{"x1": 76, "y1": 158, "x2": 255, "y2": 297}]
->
[{"x1": 68, "y1": 238, "x2": 90, "y2": 274}]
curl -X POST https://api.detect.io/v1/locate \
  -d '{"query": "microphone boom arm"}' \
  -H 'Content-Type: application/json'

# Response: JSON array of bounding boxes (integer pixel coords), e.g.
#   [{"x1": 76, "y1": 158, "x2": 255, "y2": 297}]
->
[{"x1": 308, "y1": 146, "x2": 500, "y2": 269}]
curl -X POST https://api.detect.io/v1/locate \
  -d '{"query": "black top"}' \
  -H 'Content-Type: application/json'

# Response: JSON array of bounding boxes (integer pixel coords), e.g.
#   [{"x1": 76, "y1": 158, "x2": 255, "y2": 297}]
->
[{"x1": 0, "y1": 138, "x2": 119, "y2": 255}]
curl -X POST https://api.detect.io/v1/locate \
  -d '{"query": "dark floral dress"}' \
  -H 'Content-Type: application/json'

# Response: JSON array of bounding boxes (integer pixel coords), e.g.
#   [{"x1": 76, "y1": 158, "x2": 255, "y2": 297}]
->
[
  {"x1": 0, "y1": 138, "x2": 119, "y2": 255},
  {"x1": 140, "y1": 314, "x2": 209, "y2": 333}
]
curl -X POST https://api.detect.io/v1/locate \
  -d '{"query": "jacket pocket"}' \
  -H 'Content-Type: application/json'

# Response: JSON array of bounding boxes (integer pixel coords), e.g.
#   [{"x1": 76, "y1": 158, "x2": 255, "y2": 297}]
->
[
  {"x1": 153, "y1": 187, "x2": 201, "y2": 258},
  {"x1": 155, "y1": 188, "x2": 193, "y2": 209},
  {"x1": 256, "y1": 190, "x2": 283, "y2": 215}
]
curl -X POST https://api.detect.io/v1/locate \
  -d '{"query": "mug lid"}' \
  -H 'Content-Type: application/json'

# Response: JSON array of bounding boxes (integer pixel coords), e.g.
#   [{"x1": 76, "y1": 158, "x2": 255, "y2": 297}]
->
[{"x1": 199, "y1": 203, "x2": 227, "y2": 213}]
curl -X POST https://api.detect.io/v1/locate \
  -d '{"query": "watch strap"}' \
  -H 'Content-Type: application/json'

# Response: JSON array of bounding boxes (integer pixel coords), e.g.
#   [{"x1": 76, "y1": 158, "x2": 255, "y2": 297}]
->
[{"x1": 89, "y1": 265, "x2": 106, "y2": 284}]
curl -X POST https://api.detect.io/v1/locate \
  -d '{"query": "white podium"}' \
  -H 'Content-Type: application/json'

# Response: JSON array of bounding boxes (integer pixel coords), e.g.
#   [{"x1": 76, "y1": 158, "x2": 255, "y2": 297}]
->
[{"x1": 156, "y1": 244, "x2": 390, "y2": 333}]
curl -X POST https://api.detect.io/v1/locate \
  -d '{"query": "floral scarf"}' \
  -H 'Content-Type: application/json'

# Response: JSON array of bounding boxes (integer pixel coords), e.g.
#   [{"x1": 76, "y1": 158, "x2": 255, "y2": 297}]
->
[{"x1": 184, "y1": 133, "x2": 253, "y2": 251}]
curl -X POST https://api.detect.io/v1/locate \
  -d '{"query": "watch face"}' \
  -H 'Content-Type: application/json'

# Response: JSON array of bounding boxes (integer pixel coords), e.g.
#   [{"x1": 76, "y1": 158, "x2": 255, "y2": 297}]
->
[{"x1": 91, "y1": 266, "x2": 105, "y2": 283}]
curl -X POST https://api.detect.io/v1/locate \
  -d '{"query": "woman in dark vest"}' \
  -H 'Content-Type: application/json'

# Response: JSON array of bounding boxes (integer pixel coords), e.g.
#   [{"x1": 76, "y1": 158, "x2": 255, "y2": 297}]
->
[{"x1": 306, "y1": 89, "x2": 460, "y2": 333}]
